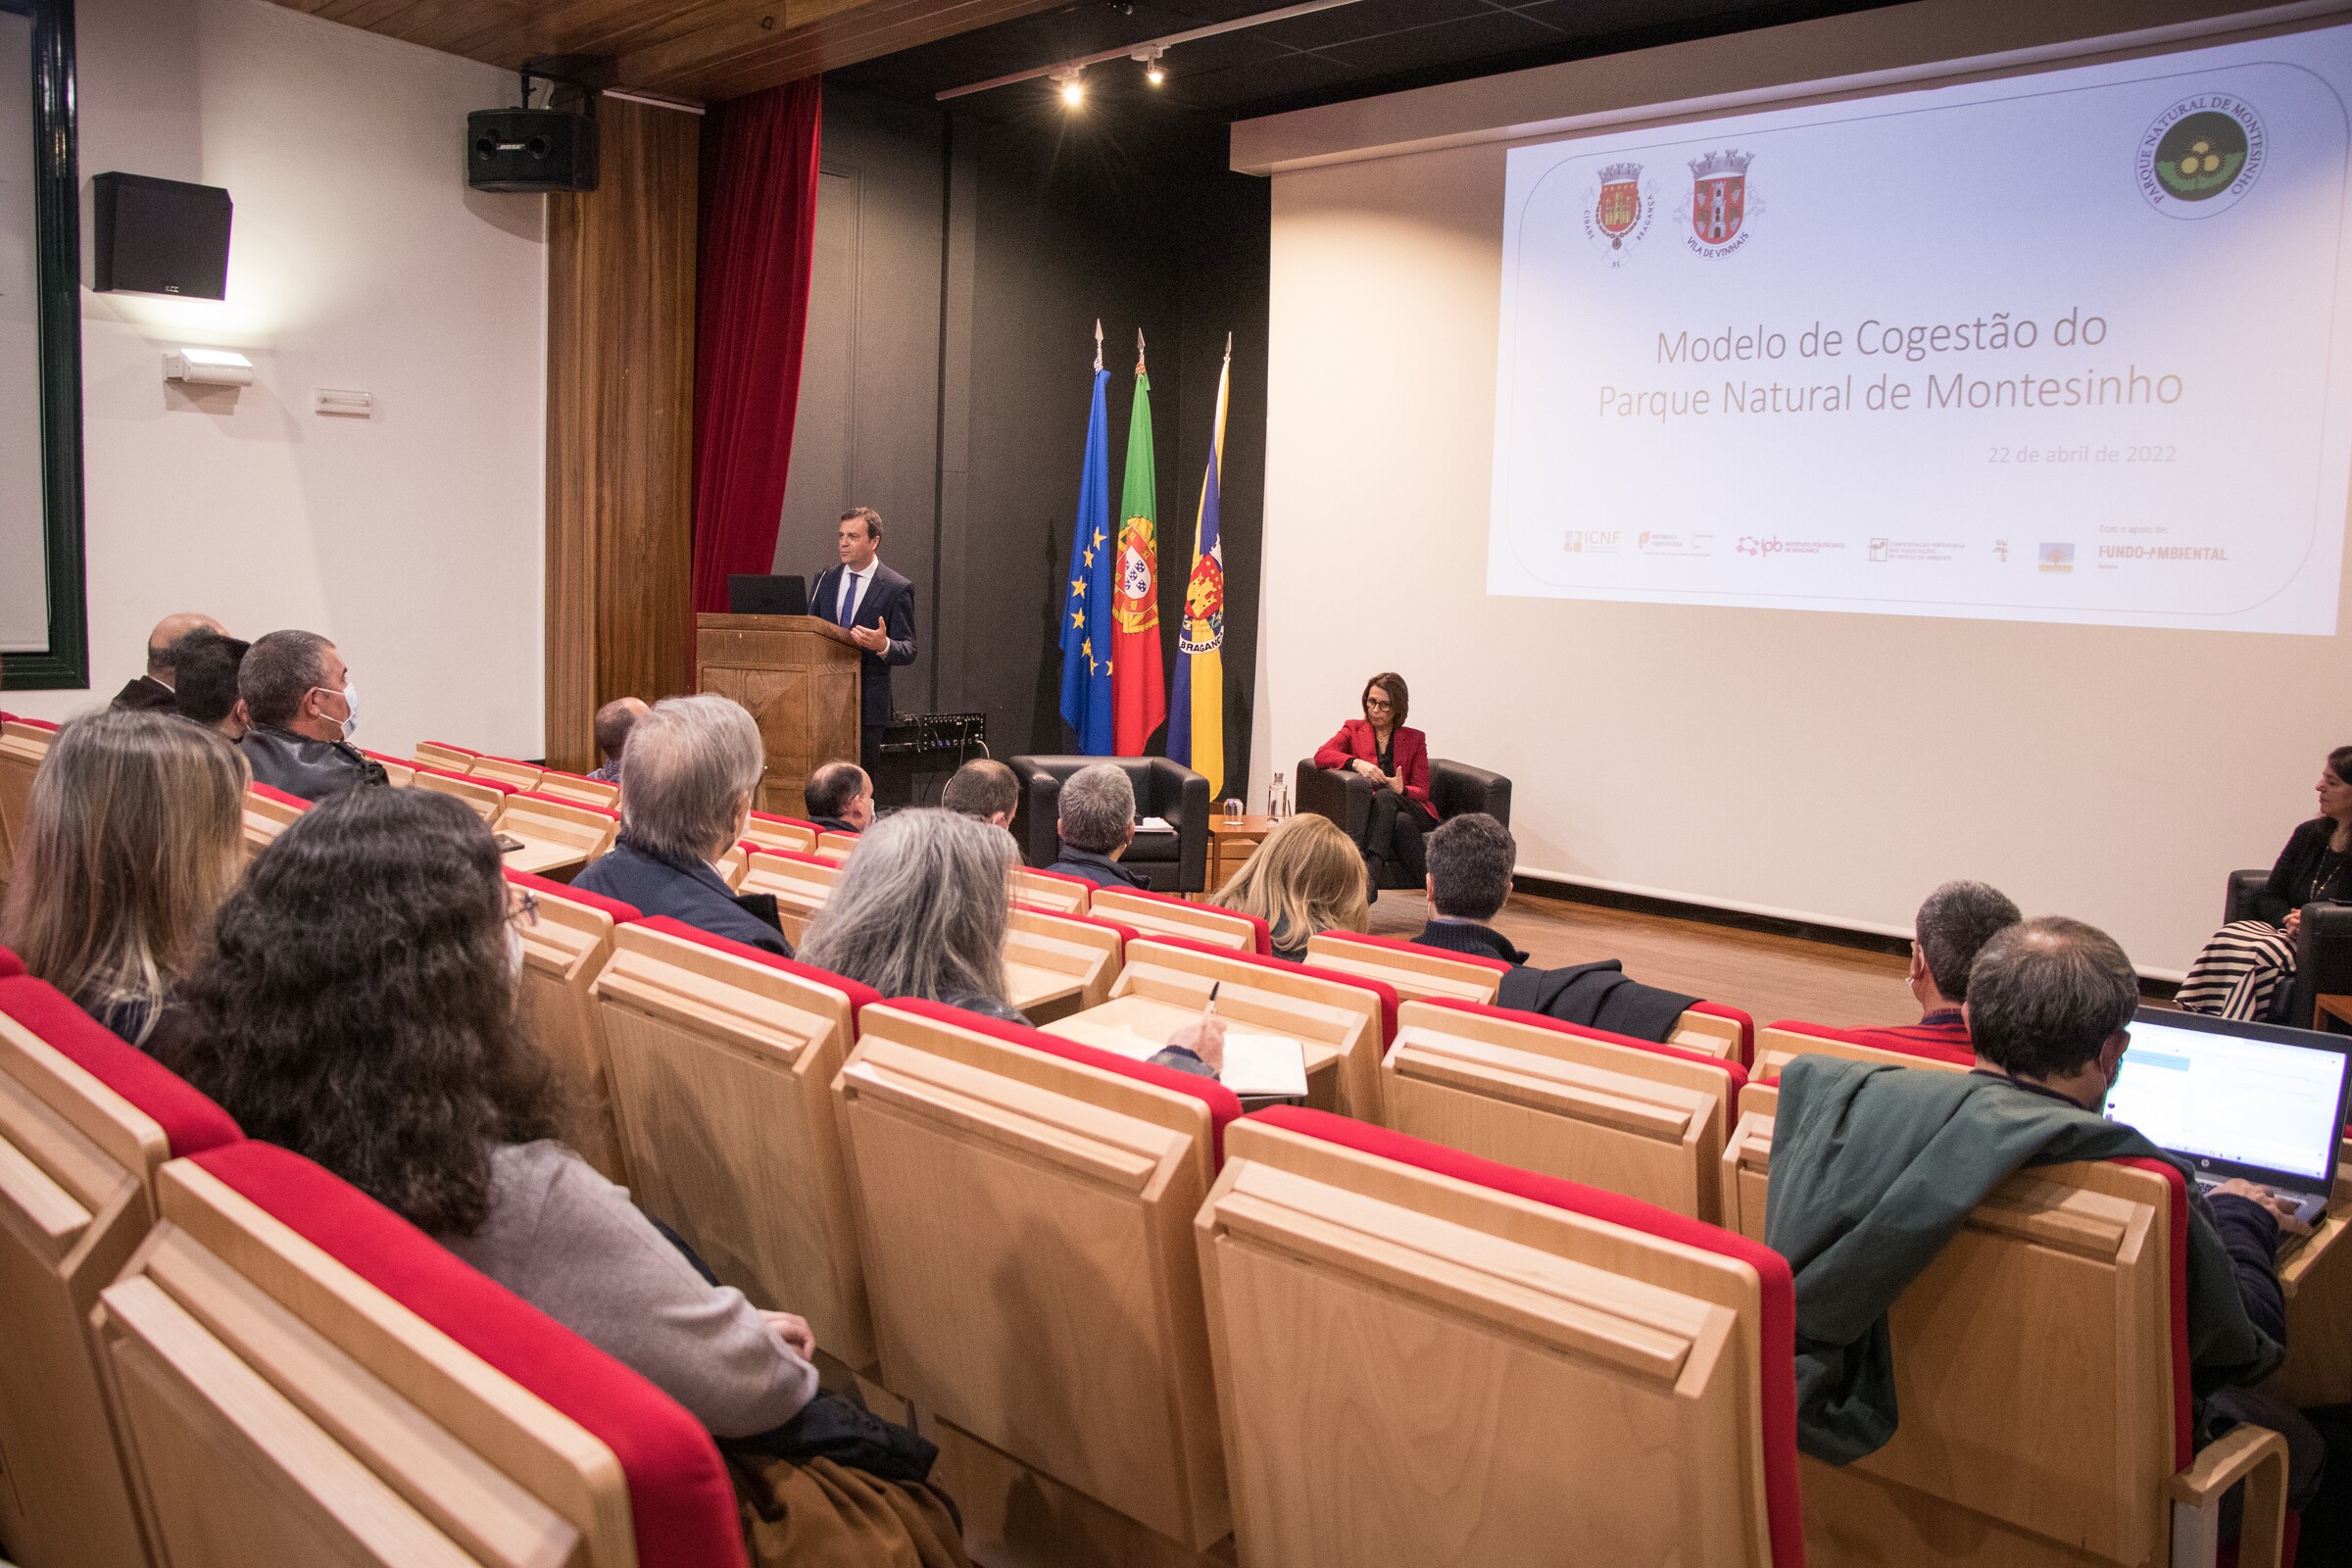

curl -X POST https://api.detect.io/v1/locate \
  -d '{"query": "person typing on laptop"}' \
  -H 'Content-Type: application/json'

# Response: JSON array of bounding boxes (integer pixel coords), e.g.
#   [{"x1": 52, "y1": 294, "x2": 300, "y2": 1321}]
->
[{"x1": 1766, "y1": 916, "x2": 2336, "y2": 1537}]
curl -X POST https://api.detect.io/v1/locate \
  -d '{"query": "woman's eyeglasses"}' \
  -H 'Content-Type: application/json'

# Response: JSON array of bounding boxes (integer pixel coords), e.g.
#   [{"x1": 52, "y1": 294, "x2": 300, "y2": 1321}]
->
[{"x1": 508, "y1": 890, "x2": 540, "y2": 930}]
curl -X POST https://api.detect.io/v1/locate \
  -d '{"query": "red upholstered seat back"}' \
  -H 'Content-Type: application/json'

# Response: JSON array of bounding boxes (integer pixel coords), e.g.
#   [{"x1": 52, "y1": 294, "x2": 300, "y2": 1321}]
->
[
  {"x1": 634, "y1": 914, "x2": 882, "y2": 1031},
  {"x1": 505, "y1": 866, "x2": 641, "y2": 925},
  {"x1": 1250, "y1": 1105, "x2": 1804, "y2": 1568},
  {"x1": 2114, "y1": 1155, "x2": 2195, "y2": 1471},
  {"x1": 413, "y1": 762, "x2": 516, "y2": 795},
  {"x1": 1142, "y1": 934, "x2": 1400, "y2": 1046},
  {"x1": 882, "y1": 997, "x2": 1244, "y2": 1161},
  {"x1": 752, "y1": 847, "x2": 841, "y2": 870},
  {"x1": 0, "y1": 976, "x2": 241, "y2": 1155},
  {"x1": 1314, "y1": 928, "x2": 1513, "y2": 974},
  {"x1": 1419, "y1": 997, "x2": 1750, "y2": 1092},
  {"x1": 420, "y1": 740, "x2": 480, "y2": 756},
  {"x1": 10, "y1": 714, "x2": 57, "y2": 731},
  {"x1": 0, "y1": 944, "x2": 21, "y2": 979},
  {"x1": 1687, "y1": 1001, "x2": 1755, "y2": 1064},
  {"x1": 1013, "y1": 905, "x2": 1142, "y2": 947},
  {"x1": 1022, "y1": 865, "x2": 1098, "y2": 896},
  {"x1": 515, "y1": 789, "x2": 620, "y2": 820},
  {"x1": 1113, "y1": 887, "x2": 1274, "y2": 956},
  {"x1": 1771, "y1": 1018, "x2": 1976, "y2": 1070},
  {"x1": 190, "y1": 1142, "x2": 745, "y2": 1568},
  {"x1": 247, "y1": 781, "x2": 312, "y2": 812},
  {"x1": 749, "y1": 808, "x2": 820, "y2": 834}
]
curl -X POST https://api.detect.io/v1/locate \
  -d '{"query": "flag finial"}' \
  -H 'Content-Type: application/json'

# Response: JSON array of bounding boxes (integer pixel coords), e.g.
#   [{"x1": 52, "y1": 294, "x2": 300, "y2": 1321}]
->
[
  {"x1": 1223, "y1": 330, "x2": 1233, "y2": 358},
  {"x1": 1136, "y1": 328, "x2": 1147, "y2": 374},
  {"x1": 1094, "y1": 318, "x2": 1103, "y2": 371}
]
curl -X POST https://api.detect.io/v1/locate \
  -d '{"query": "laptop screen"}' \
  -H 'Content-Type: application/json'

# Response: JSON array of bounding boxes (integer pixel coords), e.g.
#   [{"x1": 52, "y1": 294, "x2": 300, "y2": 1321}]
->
[{"x1": 2106, "y1": 1010, "x2": 2352, "y2": 1187}]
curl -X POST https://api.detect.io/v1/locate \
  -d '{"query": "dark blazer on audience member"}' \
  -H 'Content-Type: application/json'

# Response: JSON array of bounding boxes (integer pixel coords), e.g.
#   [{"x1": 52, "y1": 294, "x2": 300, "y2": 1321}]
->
[
  {"x1": 1413, "y1": 917, "x2": 1528, "y2": 965},
  {"x1": 810, "y1": 816, "x2": 858, "y2": 836},
  {"x1": 809, "y1": 561, "x2": 917, "y2": 731},
  {"x1": 241, "y1": 727, "x2": 390, "y2": 803},
  {"x1": 572, "y1": 839, "x2": 794, "y2": 957},
  {"x1": 1314, "y1": 718, "x2": 1436, "y2": 820},
  {"x1": 1046, "y1": 844, "x2": 1148, "y2": 890},
  {"x1": 110, "y1": 674, "x2": 177, "y2": 712}
]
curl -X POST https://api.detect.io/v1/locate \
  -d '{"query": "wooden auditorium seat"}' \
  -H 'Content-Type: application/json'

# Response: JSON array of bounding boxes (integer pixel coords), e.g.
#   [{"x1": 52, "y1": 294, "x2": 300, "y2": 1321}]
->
[
  {"x1": 357, "y1": 748, "x2": 418, "y2": 788},
  {"x1": 465, "y1": 752, "x2": 545, "y2": 791},
  {"x1": 531, "y1": 768, "x2": 621, "y2": 810},
  {"x1": 494, "y1": 790, "x2": 620, "y2": 880},
  {"x1": 815, "y1": 828, "x2": 859, "y2": 858},
  {"x1": 506, "y1": 869, "x2": 636, "y2": 1186},
  {"x1": 734, "y1": 848, "x2": 840, "y2": 945},
  {"x1": 409, "y1": 761, "x2": 514, "y2": 822},
  {"x1": 0, "y1": 713, "x2": 57, "y2": 889},
  {"x1": 591, "y1": 916, "x2": 878, "y2": 1369},
  {"x1": 1044, "y1": 937, "x2": 1396, "y2": 1120},
  {"x1": 1004, "y1": 905, "x2": 1127, "y2": 1023},
  {"x1": 1380, "y1": 998, "x2": 1748, "y2": 1222},
  {"x1": 714, "y1": 839, "x2": 751, "y2": 889},
  {"x1": 242, "y1": 780, "x2": 310, "y2": 862},
  {"x1": 1088, "y1": 886, "x2": 1271, "y2": 954},
  {"x1": 741, "y1": 808, "x2": 819, "y2": 857},
  {"x1": 1013, "y1": 864, "x2": 1094, "y2": 915},
  {"x1": 1305, "y1": 929, "x2": 1507, "y2": 1003},
  {"x1": 94, "y1": 1141, "x2": 747, "y2": 1568},
  {"x1": 0, "y1": 972, "x2": 244, "y2": 1568},
  {"x1": 1731, "y1": 1022, "x2": 1970, "y2": 1152},
  {"x1": 834, "y1": 1001, "x2": 1239, "y2": 1560},
  {"x1": 1720, "y1": 1119, "x2": 2290, "y2": 1567},
  {"x1": 412, "y1": 739, "x2": 479, "y2": 770},
  {"x1": 1195, "y1": 1107, "x2": 1803, "y2": 1568}
]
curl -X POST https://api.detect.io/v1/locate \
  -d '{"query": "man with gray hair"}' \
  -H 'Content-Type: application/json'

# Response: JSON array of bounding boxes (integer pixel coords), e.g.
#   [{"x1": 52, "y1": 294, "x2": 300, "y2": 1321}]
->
[
  {"x1": 1411, "y1": 812, "x2": 1528, "y2": 964},
  {"x1": 571, "y1": 694, "x2": 792, "y2": 956},
  {"x1": 1765, "y1": 915, "x2": 2316, "y2": 1494},
  {"x1": 1046, "y1": 763, "x2": 1148, "y2": 889},
  {"x1": 1873, "y1": 879, "x2": 2022, "y2": 1054},
  {"x1": 237, "y1": 629, "x2": 386, "y2": 802}
]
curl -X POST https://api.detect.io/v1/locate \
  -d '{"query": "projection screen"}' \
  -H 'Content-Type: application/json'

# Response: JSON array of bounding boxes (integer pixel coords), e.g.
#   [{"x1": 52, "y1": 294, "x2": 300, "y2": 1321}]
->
[{"x1": 1244, "y1": 0, "x2": 2352, "y2": 974}]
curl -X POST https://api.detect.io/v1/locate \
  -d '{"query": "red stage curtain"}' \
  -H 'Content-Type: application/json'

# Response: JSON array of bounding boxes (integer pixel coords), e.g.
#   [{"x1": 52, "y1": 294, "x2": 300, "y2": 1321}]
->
[{"x1": 690, "y1": 79, "x2": 823, "y2": 614}]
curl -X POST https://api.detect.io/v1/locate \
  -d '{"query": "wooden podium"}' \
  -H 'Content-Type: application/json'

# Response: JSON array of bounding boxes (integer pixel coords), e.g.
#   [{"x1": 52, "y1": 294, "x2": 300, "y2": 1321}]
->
[{"x1": 695, "y1": 613, "x2": 860, "y2": 818}]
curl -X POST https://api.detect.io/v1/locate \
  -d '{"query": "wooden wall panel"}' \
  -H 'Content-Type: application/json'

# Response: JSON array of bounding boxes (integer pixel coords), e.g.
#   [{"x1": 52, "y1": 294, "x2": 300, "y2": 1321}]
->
[{"x1": 546, "y1": 97, "x2": 701, "y2": 774}]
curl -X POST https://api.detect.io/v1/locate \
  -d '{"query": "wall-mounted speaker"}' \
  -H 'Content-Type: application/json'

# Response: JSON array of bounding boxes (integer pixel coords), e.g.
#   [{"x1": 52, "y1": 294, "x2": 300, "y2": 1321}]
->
[
  {"x1": 92, "y1": 172, "x2": 232, "y2": 298},
  {"x1": 467, "y1": 109, "x2": 598, "y2": 193}
]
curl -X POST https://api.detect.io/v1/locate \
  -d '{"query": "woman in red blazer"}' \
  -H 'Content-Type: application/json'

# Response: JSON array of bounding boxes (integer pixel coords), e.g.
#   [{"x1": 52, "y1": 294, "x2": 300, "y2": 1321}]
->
[{"x1": 1313, "y1": 670, "x2": 1437, "y2": 885}]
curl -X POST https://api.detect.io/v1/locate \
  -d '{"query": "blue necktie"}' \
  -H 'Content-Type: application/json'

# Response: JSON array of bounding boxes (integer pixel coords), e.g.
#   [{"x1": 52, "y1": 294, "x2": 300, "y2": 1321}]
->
[{"x1": 837, "y1": 571, "x2": 858, "y2": 628}]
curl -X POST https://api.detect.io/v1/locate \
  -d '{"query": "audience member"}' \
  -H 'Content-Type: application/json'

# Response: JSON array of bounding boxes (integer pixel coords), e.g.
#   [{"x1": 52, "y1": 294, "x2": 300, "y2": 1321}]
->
[
  {"x1": 1046, "y1": 763, "x2": 1149, "y2": 889},
  {"x1": 170, "y1": 627, "x2": 252, "y2": 740},
  {"x1": 1412, "y1": 812, "x2": 1527, "y2": 963},
  {"x1": 1207, "y1": 813, "x2": 1369, "y2": 962},
  {"x1": 1877, "y1": 879, "x2": 2020, "y2": 1052},
  {"x1": 151, "y1": 789, "x2": 970, "y2": 1560},
  {"x1": 2179, "y1": 745, "x2": 2352, "y2": 1020},
  {"x1": 586, "y1": 696, "x2": 648, "y2": 784},
  {"x1": 804, "y1": 760, "x2": 874, "y2": 834},
  {"x1": 111, "y1": 612, "x2": 223, "y2": 711},
  {"x1": 572, "y1": 695, "x2": 791, "y2": 956},
  {"x1": 0, "y1": 710, "x2": 247, "y2": 1046},
  {"x1": 237, "y1": 629, "x2": 387, "y2": 801},
  {"x1": 1767, "y1": 916, "x2": 2334, "y2": 1529},
  {"x1": 940, "y1": 757, "x2": 1019, "y2": 828},
  {"x1": 1313, "y1": 670, "x2": 1437, "y2": 888}
]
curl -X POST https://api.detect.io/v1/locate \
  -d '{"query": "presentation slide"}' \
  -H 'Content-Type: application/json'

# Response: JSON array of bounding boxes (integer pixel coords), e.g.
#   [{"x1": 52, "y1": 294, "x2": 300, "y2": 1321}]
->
[{"x1": 1489, "y1": 24, "x2": 2352, "y2": 635}]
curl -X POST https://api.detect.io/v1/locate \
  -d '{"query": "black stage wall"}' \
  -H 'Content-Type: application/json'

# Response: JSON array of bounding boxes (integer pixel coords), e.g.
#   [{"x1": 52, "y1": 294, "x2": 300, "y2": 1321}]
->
[{"x1": 774, "y1": 82, "x2": 1270, "y2": 797}]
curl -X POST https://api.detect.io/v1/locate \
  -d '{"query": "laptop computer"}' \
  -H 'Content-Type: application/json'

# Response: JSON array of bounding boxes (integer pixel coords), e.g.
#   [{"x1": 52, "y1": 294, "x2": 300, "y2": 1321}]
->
[
  {"x1": 727, "y1": 573, "x2": 808, "y2": 615},
  {"x1": 2105, "y1": 1005, "x2": 2352, "y2": 1227}
]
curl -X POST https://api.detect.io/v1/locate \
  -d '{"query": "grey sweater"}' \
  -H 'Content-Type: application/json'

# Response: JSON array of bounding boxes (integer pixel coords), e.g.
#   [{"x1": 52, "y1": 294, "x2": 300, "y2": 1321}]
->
[{"x1": 439, "y1": 1141, "x2": 817, "y2": 1438}]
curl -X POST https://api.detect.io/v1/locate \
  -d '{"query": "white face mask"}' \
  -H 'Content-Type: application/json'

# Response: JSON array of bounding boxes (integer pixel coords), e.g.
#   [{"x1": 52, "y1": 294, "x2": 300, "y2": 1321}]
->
[
  {"x1": 507, "y1": 922, "x2": 526, "y2": 978},
  {"x1": 334, "y1": 681, "x2": 359, "y2": 741}
]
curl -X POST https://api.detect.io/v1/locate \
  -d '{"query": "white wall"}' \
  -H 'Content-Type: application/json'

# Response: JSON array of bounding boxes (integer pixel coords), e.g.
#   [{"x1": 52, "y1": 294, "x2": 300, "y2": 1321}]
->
[
  {"x1": 5, "y1": 0, "x2": 547, "y2": 758},
  {"x1": 1240, "y1": 0, "x2": 2352, "y2": 975}
]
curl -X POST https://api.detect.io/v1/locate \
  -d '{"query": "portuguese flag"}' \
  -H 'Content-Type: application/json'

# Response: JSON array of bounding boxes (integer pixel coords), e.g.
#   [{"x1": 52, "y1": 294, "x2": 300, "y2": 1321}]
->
[{"x1": 1111, "y1": 343, "x2": 1166, "y2": 755}]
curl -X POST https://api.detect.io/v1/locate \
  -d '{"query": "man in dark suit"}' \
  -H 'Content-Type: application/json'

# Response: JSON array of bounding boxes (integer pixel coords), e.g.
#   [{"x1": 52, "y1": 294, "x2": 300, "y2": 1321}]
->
[
  {"x1": 1412, "y1": 812, "x2": 1529, "y2": 964},
  {"x1": 111, "y1": 612, "x2": 224, "y2": 711},
  {"x1": 808, "y1": 506, "x2": 916, "y2": 776}
]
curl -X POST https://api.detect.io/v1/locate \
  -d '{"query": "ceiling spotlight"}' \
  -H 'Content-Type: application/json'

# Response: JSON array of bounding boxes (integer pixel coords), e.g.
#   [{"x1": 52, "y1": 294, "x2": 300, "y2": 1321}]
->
[
  {"x1": 1054, "y1": 68, "x2": 1085, "y2": 106},
  {"x1": 1135, "y1": 48, "x2": 1166, "y2": 85}
]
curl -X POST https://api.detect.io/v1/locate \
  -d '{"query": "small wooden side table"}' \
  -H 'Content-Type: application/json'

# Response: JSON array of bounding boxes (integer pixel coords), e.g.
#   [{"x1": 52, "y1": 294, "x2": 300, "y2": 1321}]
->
[
  {"x1": 2317, "y1": 994, "x2": 2352, "y2": 1033},
  {"x1": 1201, "y1": 813, "x2": 1277, "y2": 896}
]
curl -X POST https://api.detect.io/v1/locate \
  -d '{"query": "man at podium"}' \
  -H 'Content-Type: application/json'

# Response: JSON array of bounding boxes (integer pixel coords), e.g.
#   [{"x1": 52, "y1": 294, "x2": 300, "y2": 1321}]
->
[{"x1": 808, "y1": 506, "x2": 916, "y2": 770}]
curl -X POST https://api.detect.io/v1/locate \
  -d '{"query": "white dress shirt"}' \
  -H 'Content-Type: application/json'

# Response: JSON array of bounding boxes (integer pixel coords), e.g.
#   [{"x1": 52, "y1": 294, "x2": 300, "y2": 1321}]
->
[{"x1": 835, "y1": 562, "x2": 876, "y2": 627}]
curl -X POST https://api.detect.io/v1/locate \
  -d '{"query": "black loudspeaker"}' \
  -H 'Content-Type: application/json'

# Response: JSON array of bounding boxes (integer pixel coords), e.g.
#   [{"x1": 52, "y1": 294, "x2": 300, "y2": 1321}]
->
[
  {"x1": 92, "y1": 172, "x2": 232, "y2": 298},
  {"x1": 467, "y1": 109, "x2": 598, "y2": 193}
]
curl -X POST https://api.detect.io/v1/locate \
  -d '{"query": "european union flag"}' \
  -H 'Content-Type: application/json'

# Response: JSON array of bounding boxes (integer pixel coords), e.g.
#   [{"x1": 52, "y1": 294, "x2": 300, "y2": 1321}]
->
[{"x1": 1058, "y1": 353, "x2": 1115, "y2": 754}]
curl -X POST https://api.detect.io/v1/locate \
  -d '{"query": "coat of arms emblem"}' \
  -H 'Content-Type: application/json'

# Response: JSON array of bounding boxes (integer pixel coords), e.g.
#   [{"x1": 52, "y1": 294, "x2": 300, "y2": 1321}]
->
[
  {"x1": 1595, "y1": 163, "x2": 1642, "y2": 246},
  {"x1": 1687, "y1": 149, "x2": 1754, "y2": 254}
]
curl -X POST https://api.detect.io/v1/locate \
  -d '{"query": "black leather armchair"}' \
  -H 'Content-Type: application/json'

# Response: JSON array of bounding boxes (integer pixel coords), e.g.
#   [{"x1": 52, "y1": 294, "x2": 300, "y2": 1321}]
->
[
  {"x1": 1008, "y1": 756, "x2": 1210, "y2": 894},
  {"x1": 1296, "y1": 757, "x2": 1514, "y2": 890},
  {"x1": 2223, "y1": 869, "x2": 2352, "y2": 1031}
]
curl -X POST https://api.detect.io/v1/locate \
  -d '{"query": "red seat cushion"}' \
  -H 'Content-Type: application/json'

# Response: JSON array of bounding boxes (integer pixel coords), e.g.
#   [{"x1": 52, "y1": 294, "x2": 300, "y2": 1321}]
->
[
  {"x1": 881, "y1": 998, "x2": 1243, "y2": 1163},
  {"x1": 514, "y1": 789, "x2": 619, "y2": 820},
  {"x1": 1418, "y1": 998, "x2": 1749, "y2": 1093},
  {"x1": 1314, "y1": 928, "x2": 1513, "y2": 974},
  {"x1": 413, "y1": 762, "x2": 515, "y2": 795},
  {"x1": 247, "y1": 781, "x2": 313, "y2": 812},
  {"x1": 2115, "y1": 1155, "x2": 2195, "y2": 1471},
  {"x1": 505, "y1": 867, "x2": 641, "y2": 926},
  {"x1": 189, "y1": 1142, "x2": 744, "y2": 1568},
  {"x1": 1139, "y1": 934, "x2": 1400, "y2": 1047},
  {"x1": 0, "y1": 944, "x2": 22, "y2": 979},
  {"x1": 1686, "y1": 1001, "x2": 1755, "y2": 1065},
  {"x1": 634, "y1": 915, "x2": 883, "y2": 1031},
  {"x1": 1105, "y1": 887, "x2": 1273, "y2": 956},
  {"x1": 1250, "y1": 1105, "x2": 1803, "y2": 1568},
  {"x1": 0, "y1": 977, "x2": 241, "y2": 1155}
]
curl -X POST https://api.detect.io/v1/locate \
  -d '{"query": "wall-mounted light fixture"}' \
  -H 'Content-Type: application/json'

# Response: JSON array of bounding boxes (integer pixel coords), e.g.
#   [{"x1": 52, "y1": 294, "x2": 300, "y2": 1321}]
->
[
  {"x1": 163, "y1": 347, "x2": 253, "y2": 386},
  {"x1": 1054, "y1": 66, "x2": 1086, "y2": 107}
]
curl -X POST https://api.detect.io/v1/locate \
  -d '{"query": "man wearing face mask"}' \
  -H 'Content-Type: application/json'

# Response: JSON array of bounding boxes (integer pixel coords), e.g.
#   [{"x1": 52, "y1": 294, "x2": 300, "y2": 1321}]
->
[
  {"x1": 1764, "y1": 916, "x2": 2328, "y2": 1520},
  {"x1": 236, "y1": 629, "x2": 389, "y2": 802}
]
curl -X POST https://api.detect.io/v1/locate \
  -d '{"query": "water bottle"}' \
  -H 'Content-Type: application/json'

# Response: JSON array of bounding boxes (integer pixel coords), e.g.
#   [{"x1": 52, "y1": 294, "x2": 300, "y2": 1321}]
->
[{"x1": 1267, "y1": 770, "x2": 1288, "y2": 820}]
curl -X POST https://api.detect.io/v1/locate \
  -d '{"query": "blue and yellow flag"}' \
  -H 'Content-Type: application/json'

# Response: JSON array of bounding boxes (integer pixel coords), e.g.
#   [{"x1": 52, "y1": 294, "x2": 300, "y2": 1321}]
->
[
  {"x1": 1058, "y1": 337, "x2": 1115, "y2": 754},
  {"x1": 1168, "y1": 335, "x2": 1230, "y2": 795}
]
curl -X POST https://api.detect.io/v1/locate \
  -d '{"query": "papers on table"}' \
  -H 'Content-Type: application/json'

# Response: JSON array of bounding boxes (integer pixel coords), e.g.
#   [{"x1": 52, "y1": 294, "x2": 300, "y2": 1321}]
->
[
  {"x1": 1136, "y1": 815, "x2": 1175, "y2": 836},
  {"x1": 1218, "y1": 1030, "x2": 1308, "y2": 1100}
]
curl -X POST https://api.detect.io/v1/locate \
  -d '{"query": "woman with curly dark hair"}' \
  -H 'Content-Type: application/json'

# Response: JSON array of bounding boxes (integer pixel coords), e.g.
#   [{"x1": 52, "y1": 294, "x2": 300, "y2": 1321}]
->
[{"x1": 155, "y1": 787, "x2": 969, "y2": 1565}]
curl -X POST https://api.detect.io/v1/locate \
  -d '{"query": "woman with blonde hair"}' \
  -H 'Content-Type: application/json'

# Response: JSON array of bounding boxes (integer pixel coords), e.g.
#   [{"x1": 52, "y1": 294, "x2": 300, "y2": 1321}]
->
[
  {"x1": 1208, "y1": 813, "x2": 1371, "y2": 962},
  {"x1": 1, "y1": 708, "x2": 248, "y2": 1044}
]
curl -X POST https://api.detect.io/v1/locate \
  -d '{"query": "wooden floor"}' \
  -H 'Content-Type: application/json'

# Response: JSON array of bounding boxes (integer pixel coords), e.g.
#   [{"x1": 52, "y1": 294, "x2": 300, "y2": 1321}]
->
[{"x1": 1364, "y1": 886, "x2": 1917, "y2": 1030}]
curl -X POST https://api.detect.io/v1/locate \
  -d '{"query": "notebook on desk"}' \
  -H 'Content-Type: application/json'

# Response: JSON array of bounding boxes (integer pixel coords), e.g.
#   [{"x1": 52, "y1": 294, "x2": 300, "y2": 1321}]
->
[{"x1": 2106, "y1": 1006, "x2": 2352, "y2": 1227}]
